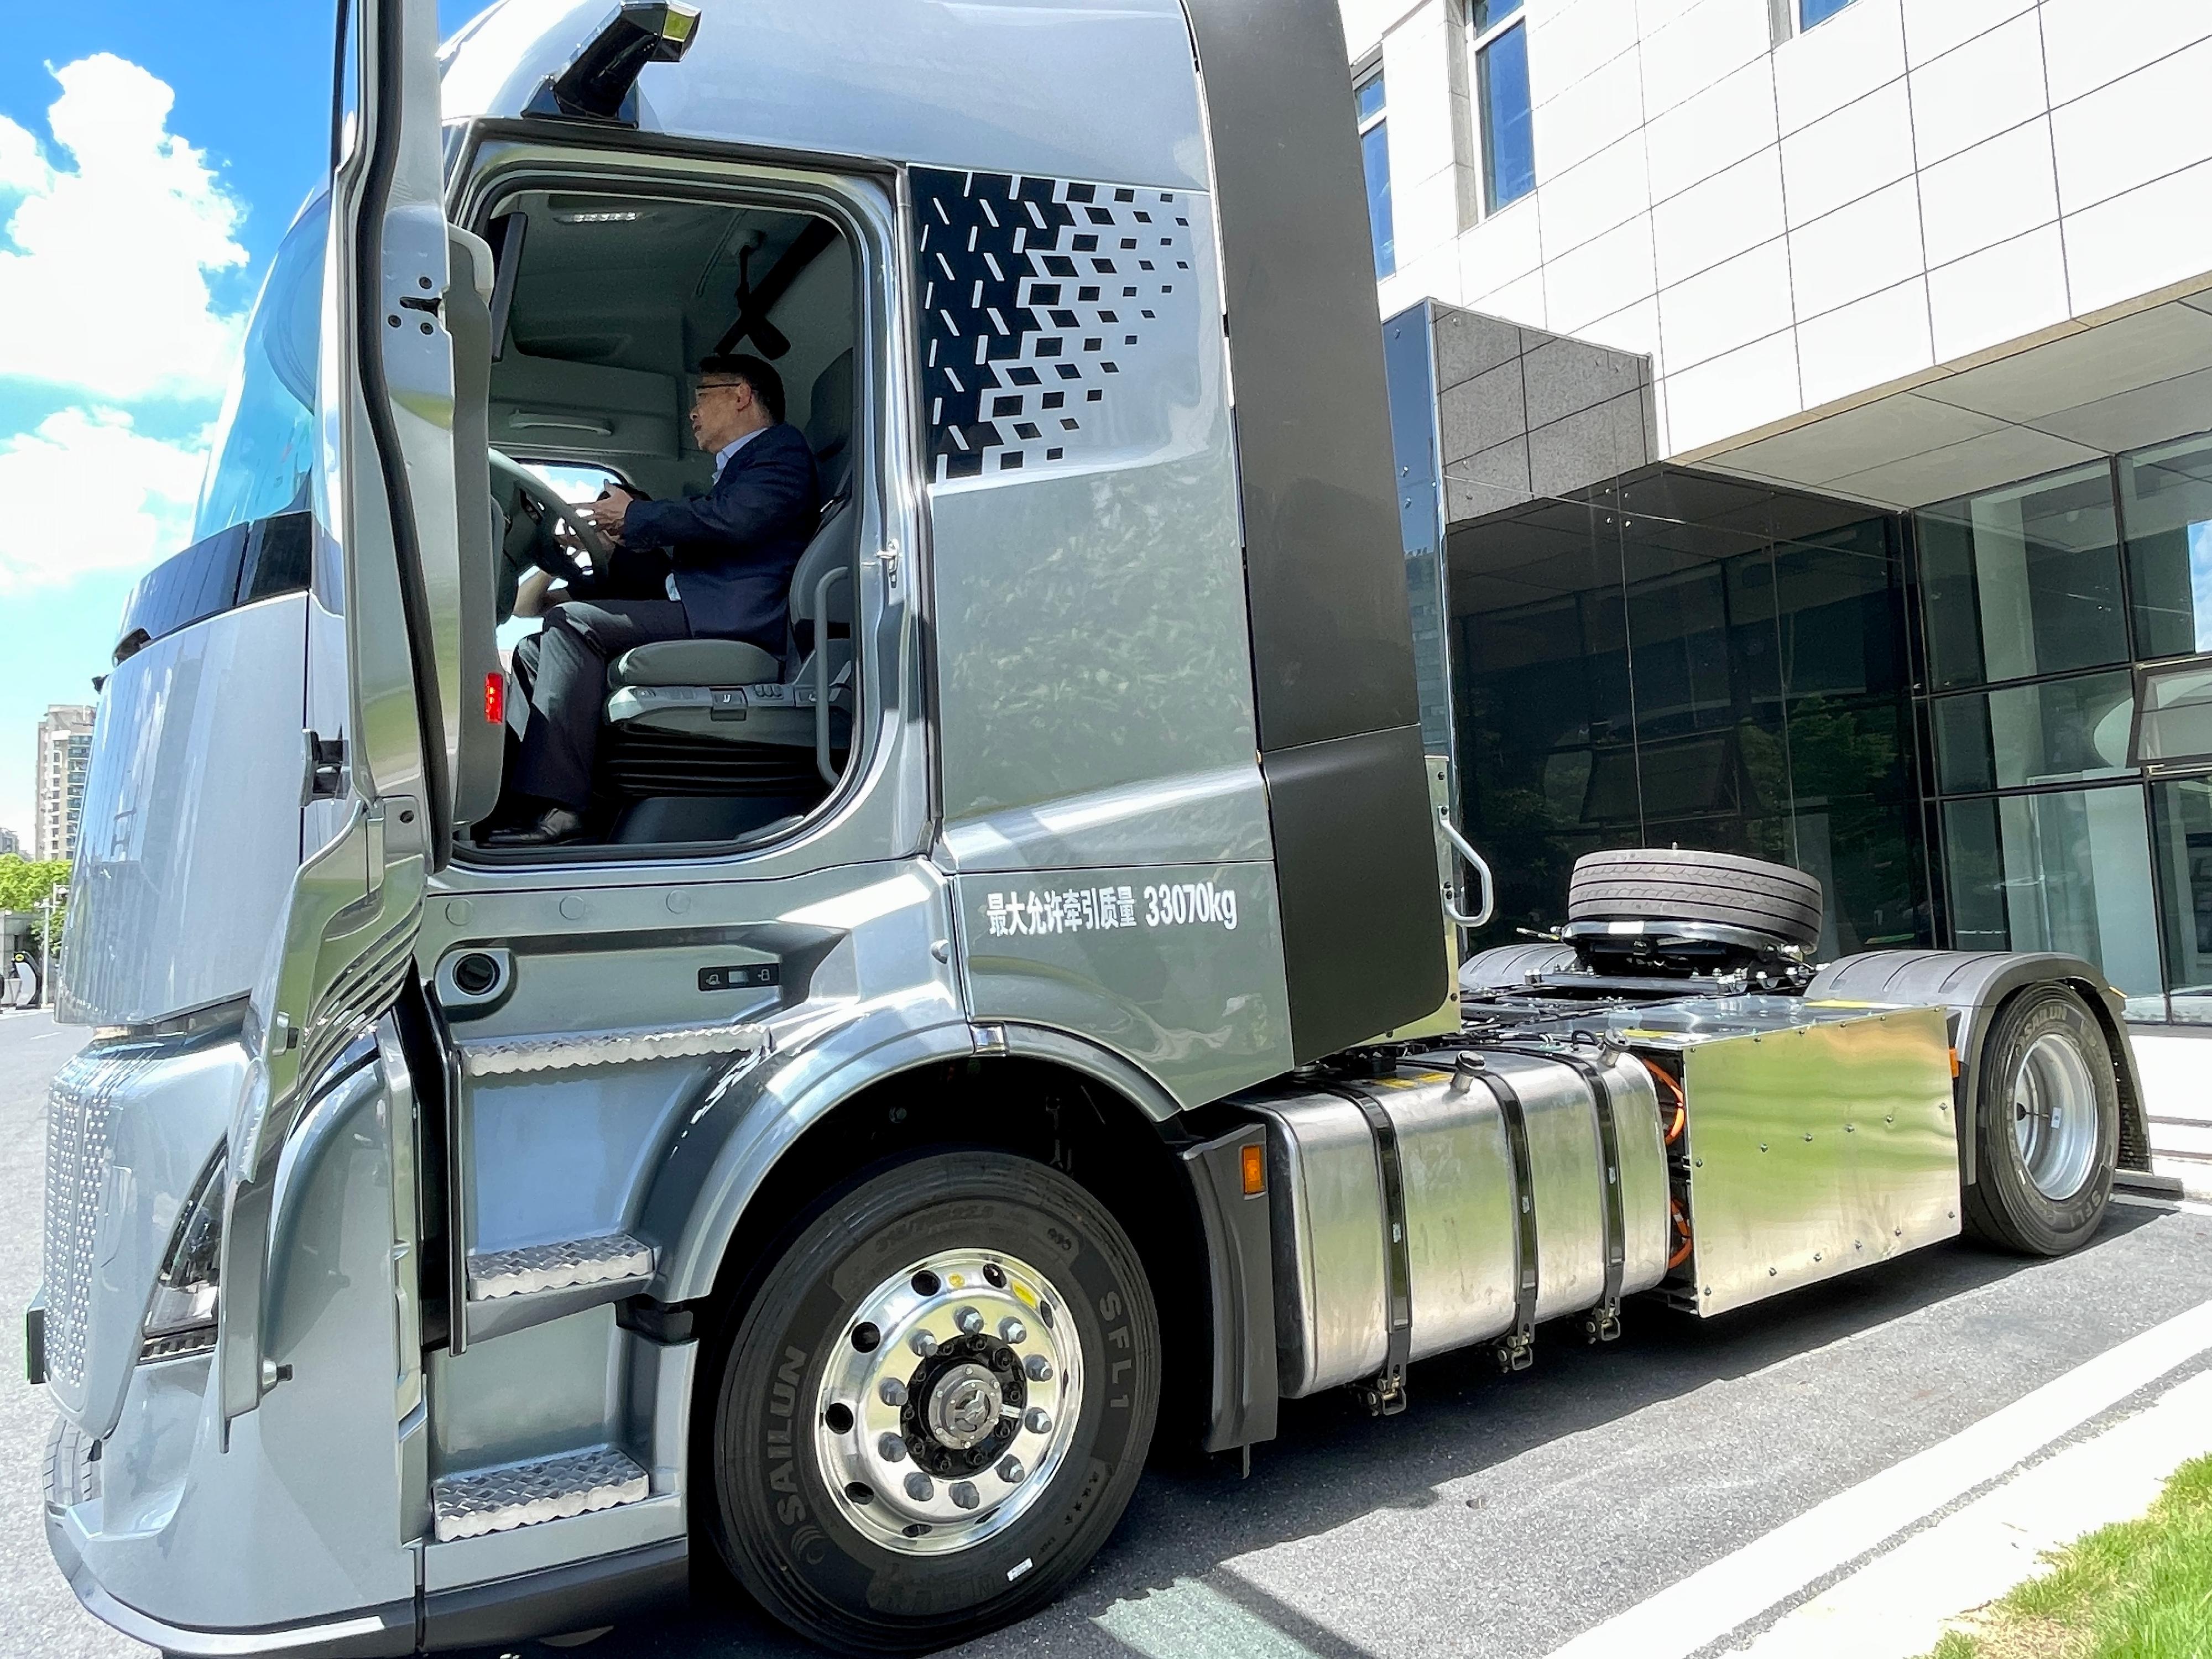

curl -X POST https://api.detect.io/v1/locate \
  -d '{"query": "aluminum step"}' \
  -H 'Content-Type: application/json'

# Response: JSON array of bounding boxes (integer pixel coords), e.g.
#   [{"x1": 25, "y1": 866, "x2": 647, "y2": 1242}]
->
[
  {"x1": 432, "y1": 1447, "x2": 649, "y2": 1542},
  {"x1": 466, "y1": 1233, "x2": 654, "y2": 1301}
]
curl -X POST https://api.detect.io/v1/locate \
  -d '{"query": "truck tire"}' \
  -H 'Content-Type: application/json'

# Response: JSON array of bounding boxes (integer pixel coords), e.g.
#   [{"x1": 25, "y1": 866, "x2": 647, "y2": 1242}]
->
[
  {"x1": 707, "y1": 1150, "x2": 1161, "y2": 1655},
  {"x1": 1567, "y1": 848, "x2": 1824, "y2": 951},
  {"x1": 1961, "y1": 984, "x2": 2118, "y2": 1256}
]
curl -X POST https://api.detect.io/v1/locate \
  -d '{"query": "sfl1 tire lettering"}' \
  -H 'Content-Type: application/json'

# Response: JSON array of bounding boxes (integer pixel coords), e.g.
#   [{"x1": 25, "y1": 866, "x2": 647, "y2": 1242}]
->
[{"x1": 709, "y1": 1150, "x2": 1160, "y2": 1655}]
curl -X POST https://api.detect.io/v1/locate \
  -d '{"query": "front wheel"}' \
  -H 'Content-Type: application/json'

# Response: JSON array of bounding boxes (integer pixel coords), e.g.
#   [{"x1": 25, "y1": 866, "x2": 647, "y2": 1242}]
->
[
  {"x1": 708, "y1": 1151, "x2": 1160, "y2": 1655},
  {"x1": 1962, "y1": 984, "x2": 2119, "y2": 1256}
]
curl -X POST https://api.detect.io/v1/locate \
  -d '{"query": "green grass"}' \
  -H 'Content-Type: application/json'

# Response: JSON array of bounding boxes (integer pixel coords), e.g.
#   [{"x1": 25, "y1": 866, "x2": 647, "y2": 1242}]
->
[{"x1": 1927, "y1": 1454, "x2": 2212, "y2": 1658}]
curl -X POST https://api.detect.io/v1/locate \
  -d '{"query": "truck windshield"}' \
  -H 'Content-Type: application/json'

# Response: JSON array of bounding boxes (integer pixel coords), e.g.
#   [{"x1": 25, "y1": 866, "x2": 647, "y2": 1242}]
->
[{"x1": 192, "y1": 191, "x2": 328, "y2": 544}]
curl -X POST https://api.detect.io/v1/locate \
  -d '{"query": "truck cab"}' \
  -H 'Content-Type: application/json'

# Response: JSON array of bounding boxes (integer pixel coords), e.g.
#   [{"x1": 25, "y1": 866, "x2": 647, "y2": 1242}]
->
[{"x1": 31, "y1": 2, "x2": 2153, "y2": 1655}]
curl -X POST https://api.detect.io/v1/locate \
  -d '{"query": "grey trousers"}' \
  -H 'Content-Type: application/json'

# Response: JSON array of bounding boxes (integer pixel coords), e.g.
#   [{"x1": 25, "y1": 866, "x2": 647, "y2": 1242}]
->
[{"x1": 511, "y1": 599, "x2": 690, "y2": 810}]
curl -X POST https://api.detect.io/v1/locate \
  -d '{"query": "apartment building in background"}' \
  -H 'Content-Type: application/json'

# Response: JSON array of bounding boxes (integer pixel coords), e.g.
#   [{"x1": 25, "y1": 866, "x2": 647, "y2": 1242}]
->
[
  {"x1": 0, "y1": 828, "x2": 18, "y2": 858},
  {"x1": 35, "y1": 706, "x2": 95, "y2": 864},
  {"x1": 1343, "y1": 0, "x2": 2212, "y2": 1022}
]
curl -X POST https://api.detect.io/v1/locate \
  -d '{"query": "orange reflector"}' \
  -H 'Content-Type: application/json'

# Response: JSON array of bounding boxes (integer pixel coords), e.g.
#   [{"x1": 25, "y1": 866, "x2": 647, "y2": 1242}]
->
[
  {"x1": 1949, "y1": 1046, "x2": 1961, "y2": 1078},
  {"x1": 483, "y1": 671, "x2": 505, "y2": 725},
  {"x1": 1240, "y1": 1142, "x2": 1266, "y2": 1197}
]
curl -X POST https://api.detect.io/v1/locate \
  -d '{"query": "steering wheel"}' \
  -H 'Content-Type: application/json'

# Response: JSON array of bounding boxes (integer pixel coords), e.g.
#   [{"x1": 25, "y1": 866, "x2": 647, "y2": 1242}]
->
[{"x1": 488, "y1": 447, "x2": 616, "y2": 589}]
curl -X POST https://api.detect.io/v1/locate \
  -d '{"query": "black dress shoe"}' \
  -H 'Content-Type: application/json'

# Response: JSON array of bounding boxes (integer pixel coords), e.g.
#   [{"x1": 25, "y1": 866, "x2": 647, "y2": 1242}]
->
[{"x1": 482, "y1": 806, "x2": 588, "y2": 847}]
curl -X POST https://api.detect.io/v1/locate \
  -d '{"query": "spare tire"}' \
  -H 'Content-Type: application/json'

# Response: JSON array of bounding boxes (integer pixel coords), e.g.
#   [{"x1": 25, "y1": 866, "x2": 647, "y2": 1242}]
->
[{"x1": 1567, "y1": 848, "x2": 1824, "y2": 951}]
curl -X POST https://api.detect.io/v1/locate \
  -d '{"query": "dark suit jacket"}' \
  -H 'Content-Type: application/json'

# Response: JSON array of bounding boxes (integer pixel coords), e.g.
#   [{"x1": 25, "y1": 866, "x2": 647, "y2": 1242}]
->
[{"x1": 620, "y1": 422, "x2": 821, "y2": 652}]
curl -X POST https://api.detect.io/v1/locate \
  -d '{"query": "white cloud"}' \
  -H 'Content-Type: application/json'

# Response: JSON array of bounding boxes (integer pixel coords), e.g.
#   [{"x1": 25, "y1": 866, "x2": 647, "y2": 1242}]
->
[
  {"x1": 0, "y1": 407, "x2": 206, "y2": 592},
  {"x1": 0, "y1": 55, "x2": 249, "y2": 403}
]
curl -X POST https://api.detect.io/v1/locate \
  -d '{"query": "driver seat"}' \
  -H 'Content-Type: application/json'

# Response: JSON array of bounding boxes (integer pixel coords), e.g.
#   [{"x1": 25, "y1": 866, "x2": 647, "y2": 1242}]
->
[{"x1": 597, "y1": 350, "x2": 859, "y2": 791}]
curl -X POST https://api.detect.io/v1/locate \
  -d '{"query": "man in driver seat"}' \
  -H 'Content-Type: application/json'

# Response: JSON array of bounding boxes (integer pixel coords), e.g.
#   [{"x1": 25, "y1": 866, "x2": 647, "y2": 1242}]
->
[{"x1": 490, "y1": 352, "x2": 821, "y2": 846}]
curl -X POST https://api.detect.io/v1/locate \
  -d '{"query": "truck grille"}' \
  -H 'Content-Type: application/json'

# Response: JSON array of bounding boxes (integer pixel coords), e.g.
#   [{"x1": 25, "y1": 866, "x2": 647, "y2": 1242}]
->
[{"x1": 41, "y1": 1045, "x2": 160, "y2": 1400}]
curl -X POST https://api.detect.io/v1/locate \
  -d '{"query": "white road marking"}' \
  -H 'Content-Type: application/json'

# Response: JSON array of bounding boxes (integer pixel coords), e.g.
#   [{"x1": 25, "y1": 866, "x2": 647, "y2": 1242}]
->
[
  {"x1": 1726, "y1": 1366, "x2": 2212, "y2": 1658},
  {"x1": 1096, "y1": 1576, "x2": 1327, "y2": 1659},
  {"x1": 1544, "y1": 1297, "x2": 2212, "y2": 1659}
]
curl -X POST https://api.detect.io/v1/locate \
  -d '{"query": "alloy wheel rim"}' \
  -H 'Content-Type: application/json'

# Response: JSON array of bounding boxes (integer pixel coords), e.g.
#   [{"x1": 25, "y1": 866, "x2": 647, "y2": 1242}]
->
[
  {"x1": 815, "y1": 1248, "x2": 1081, "y2": 1556},
  {"x1": 2011, "y1": 1030, "x2": 2099, "y2": 1201}
]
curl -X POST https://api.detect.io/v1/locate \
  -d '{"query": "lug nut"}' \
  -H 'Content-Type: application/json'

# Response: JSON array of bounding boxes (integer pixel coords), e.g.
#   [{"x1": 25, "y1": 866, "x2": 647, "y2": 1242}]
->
[
  {"x1": 880, "y1": 1377, "x2": 909, "y2": 1407},
  {"x1": 1025, "y1": 1354, "x2": 1053, "y2": 1381},
  {"x1": 999, "y1": 1317, "x2": 1027, "y2": 1344},
  {"x1": 910, "y1": 1329, "x2": 939, "y2": 1358},
  {"x1": 951, "y1": 1481, "x2": 980, "y2": 1510},
  {"x1": 879, "y1": 1433, "x2": 907, "y2": 1463},
  {"x1": 1024, "y1": 1407, "x2": 1052, "y2": 1434},
  {"x1": 998, "y1": 1456, "x2": 1026, "y2": 1484},
  {"x1": 905, "y1": 1473, "x2": 935, "y2": 1502},
  {"x1": 955, "y1": 1306, "x2": 985, "y2": 1335}
]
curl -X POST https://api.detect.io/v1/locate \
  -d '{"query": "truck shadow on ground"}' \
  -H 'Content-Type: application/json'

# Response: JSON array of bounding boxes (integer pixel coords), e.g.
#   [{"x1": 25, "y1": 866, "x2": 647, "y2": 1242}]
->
[{"x1": 462, "y1": 1207, "x2": 2166, "y2": 1659}]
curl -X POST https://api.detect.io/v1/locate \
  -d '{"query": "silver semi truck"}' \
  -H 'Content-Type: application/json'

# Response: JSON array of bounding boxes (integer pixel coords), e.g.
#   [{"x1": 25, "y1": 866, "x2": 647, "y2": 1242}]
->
[{"x1": 29, "y1": 1, "x2": 2161, "y2": 1653}]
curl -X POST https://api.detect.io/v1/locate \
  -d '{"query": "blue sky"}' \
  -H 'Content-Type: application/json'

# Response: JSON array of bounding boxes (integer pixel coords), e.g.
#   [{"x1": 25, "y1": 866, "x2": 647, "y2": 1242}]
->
[{"x1": 0, "y1": 2, "x2": 480, "y2": 843}]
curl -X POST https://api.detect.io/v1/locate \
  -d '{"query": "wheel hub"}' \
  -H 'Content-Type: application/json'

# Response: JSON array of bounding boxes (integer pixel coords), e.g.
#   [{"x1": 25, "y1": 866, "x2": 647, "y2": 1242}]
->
[
  {"x1": 2011, "y1": 1029, "x2": 2099, "y2": 1202},
  {"x1": 815, "y1": 1249, "x2": 1079, "y2": 1556},
  {"x1": 930, "y1": 1363, "x2": 1001, "y2": 1448}
]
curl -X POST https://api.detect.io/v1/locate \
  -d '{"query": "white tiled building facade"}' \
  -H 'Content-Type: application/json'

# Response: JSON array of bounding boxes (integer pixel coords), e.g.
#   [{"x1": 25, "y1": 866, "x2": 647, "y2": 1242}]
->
[
  {"x1": 1342, "y1": 0, "x2": 2212, "y2": 505},
  {"x1": 34, "y1": 705, "x2": 95, "y2": 865}
]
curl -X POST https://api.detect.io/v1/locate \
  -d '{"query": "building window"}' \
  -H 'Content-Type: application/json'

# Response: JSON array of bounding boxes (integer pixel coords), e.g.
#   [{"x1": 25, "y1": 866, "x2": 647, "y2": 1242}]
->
[
  {"x1": 1917, "y1": 463, "x2": 2128, "y2": 691},
  {"x1": 1355, "y1": 67, "x2": 1395, "y2": 278},
  {"x1": 1941, "y1": 786, "x2": 2162, "y2": 1016},
  {"x1": 1771, "y1": 0, "x2": 1855, "y2": 43},
  {"x1": 2121, "y1": 432, "x2": 2212, "y2": 660},
  {"x1": 1472, "y1": 0, "x2": 1535, "y2": 213}
]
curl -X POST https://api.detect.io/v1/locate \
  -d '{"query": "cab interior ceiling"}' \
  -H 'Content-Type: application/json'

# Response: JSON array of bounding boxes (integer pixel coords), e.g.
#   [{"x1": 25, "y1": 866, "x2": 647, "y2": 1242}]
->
[{"x1": 487, "y1": 190, "x2": 852, "y2": 492}]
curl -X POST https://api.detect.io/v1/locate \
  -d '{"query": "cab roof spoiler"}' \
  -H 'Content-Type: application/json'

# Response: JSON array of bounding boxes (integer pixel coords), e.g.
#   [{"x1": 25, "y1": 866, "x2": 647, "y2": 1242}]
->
[{"x1": 524, "y1": 1, "x2": 700, "y2": 127}]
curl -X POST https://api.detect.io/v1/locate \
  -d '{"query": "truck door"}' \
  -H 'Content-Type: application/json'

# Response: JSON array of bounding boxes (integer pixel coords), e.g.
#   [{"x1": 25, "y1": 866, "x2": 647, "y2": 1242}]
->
[{"x1": 219, "y1": 0, "x2": 483, "y2": 1428}]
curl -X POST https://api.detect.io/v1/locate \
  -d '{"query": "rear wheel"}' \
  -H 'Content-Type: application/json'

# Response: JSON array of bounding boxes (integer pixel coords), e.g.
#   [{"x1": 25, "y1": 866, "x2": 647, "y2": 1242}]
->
[
  {"x1": 1962, "y1": 984, "x2": 2118, "y2": 1256},
  {"x1": 708, "y1": 1151, "x2": 1160, "y2": 1655}
]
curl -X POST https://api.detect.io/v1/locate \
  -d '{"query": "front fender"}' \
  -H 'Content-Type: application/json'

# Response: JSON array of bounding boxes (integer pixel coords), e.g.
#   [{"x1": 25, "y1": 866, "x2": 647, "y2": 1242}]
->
[{"x1": 644, "y1": 991, "x2": 978, "y2": 1306}]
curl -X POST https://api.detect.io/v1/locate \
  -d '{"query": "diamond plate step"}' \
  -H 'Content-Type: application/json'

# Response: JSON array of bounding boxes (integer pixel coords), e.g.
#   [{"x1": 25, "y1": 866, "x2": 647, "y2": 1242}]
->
[
  {"x1": 432, "y1": 1447, "x2": 649, "y2": 1542},
  {"x1": 466, "y1": 1233, "x2": 654, "y2": 1301}
]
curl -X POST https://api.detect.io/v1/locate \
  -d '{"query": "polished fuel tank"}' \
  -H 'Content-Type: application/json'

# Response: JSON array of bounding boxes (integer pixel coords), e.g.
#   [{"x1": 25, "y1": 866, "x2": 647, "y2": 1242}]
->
[{"x1": 1245, "y1": 1047, "x2": 1670, "y2": 1398}]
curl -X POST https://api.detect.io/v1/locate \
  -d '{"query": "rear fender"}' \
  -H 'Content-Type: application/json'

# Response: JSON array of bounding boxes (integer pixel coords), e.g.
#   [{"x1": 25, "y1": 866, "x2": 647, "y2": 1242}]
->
[{"x1": 1803, "y1": 950, "x2": 2150, "y2": 1183}]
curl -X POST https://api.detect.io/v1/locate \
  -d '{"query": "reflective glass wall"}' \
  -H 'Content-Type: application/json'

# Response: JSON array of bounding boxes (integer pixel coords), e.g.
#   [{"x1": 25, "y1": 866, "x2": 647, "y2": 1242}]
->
[
  {"x1": 1916, "y1": 429, "x2": 2212, "y2": 1024},
  {"x1": 1446, "y1": 468, "x2": 1929, "y2": 959}
]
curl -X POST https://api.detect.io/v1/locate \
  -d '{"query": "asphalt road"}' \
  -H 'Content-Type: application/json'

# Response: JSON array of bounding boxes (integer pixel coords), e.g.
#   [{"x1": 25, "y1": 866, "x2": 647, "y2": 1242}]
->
[{"x1": 4, "y1": 1008, "x2": 2209, "y2": 1659}]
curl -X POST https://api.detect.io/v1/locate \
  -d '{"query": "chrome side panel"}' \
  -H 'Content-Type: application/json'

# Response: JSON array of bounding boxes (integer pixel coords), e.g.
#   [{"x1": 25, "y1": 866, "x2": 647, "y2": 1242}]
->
[
  {"x1": 59, "y1": 597, "x2": 309, "y2": 1027},
  {"x1": 440, "y1": 0, "x2": 1209, "y2": 192},
  {"x1": 1250, "y1": 1051, "x2": 1670, "y2": 1397},
  {"x1": 1674, "y1": 1005, "x2": 1959, "y2": 1316},
  {"x1": 53, "y1": 1052, "x2": 419, "y2": 1634},
  {"x1": 1250, "y1": 1092, "x2": 1388, "y2": 1398},
  {"x1": 41, "y1": 1035, "x2": 243, "y2": 1439}
]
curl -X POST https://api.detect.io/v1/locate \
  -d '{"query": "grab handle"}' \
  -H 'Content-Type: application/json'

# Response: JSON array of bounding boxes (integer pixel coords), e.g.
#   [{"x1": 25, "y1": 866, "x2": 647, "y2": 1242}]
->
[
  {"x1": 1439, "y1": 810, "x2": 1495, "y2": 928},
  {"x1": 814, "y1": 565, "x2": 853, "y2": 788}
]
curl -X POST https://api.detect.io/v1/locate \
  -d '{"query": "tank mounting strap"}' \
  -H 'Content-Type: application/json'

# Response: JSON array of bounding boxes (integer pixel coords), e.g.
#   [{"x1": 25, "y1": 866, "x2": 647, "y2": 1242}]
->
[
  {"x1": 1455, "y1": 1058, "x2": 1538, "y2": 1370},
  {"x1": 1493, "y1": 1044, "x2": 1626, "y2": 1342},
  {"x1": 1327, "y1": 1083, "x2": 1412, "y2": 1415}
]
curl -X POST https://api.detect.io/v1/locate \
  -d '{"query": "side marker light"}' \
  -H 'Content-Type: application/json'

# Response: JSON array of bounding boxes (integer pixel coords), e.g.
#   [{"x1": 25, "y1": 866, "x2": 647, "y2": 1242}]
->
[
  {"x1": 484, "y1": 672, "x2": 505, "y2": 725},
  {"x1": 1240, "y1": 1142, "x2": 1266, "y2": 1197}
]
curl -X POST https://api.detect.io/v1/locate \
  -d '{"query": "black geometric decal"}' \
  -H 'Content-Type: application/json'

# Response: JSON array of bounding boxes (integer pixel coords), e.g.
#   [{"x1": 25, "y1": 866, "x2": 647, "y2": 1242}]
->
[{"x1": 912, "y1": 166, "x2": 1195, "y2": 483}]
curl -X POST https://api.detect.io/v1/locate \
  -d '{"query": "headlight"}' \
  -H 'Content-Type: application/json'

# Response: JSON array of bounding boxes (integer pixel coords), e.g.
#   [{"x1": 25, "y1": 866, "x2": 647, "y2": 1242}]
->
[{"x1": 141, "y1": 1149, "x2": 224, "y2": 1363}]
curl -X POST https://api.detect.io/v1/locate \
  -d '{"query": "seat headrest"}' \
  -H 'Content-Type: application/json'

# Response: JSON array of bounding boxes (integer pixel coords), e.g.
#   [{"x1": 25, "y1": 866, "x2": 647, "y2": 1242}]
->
[{"x1": 805, "y1": 348, "x2": 854, "y2": 493}]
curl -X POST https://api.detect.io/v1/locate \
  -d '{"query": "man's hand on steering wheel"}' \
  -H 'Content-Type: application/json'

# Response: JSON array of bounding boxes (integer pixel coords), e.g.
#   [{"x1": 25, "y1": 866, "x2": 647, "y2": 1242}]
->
[{"x1": 581, "y1": 486, "x2": 635, "y2": 544}]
